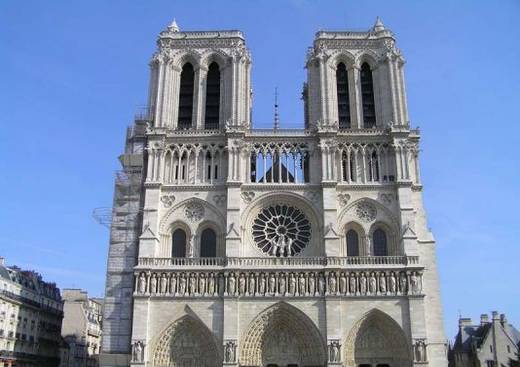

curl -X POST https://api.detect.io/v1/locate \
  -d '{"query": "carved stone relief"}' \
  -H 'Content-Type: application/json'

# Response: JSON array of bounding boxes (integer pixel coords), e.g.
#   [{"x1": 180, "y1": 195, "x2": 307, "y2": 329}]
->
[
  {"x1": 241, "y1": 191, "x2": 255, "y2": 203},
  {"x1": 356, "y1": 201, "x2": 377, "y2": 222},
  {"x1": 184, "y1": 202, "x2": 204, "y2": 222},
  {"x1": 160, "y1": 193, "x2": 176, "y2": 208}
]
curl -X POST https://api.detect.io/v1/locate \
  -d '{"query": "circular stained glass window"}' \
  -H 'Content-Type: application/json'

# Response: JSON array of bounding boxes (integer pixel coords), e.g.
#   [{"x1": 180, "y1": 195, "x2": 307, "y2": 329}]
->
[{"x1": 252, "y1": 204, "x2": 311, "y2": 257}]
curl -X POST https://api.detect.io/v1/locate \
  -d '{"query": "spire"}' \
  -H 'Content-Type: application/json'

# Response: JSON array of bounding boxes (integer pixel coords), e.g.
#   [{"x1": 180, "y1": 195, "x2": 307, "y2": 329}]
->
[
  {"x1": 273, "y1": 87, "x2": 280, "y2": 130},
  {"x1": 168, "y1": 18, "x2": 180, "y2": 32},
  {"x1": 373, "y1": 16, "x2": 385, "y2": 32}
]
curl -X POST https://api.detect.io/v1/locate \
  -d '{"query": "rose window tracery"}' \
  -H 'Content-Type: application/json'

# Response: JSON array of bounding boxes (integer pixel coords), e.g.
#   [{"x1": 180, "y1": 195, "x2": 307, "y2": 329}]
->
[
  {"x1": 252, "y1": 204, "x2": 311, "y2": 257},
  {"x1": 356, "y1": 201, "x2": 377, "y2": 222}
]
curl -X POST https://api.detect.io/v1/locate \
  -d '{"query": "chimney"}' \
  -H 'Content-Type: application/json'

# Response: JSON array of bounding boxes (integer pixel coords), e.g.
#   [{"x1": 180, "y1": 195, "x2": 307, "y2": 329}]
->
[
  {"x1": 500, "y1": 314, "x2": 510, "y2": 335},
  {"x1": 459, "y1": 317, "x2": 472, "y2": 330},
  {"x1": 492, "y1": 311, "x2": 500, "y2": 323},
  {"x1": 480, "y1": 314, "x2": 489, "y2": 326},
  {"x1": 0, "y1": 257, "x2": 4, "y2": 266}
]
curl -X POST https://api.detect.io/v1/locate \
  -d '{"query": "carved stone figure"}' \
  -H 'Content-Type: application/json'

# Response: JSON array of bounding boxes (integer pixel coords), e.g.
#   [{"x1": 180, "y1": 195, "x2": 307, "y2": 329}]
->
[
  {"x1": 411, "y1": 272, "x2": 421, "y2": 294},
  {"x1": 359, "y1": 273, "x2": 367, "y2": 295},
  {"x1": 228, "y1": 273, "x2": 236, "y2": 296},
  {"x1": 318, "y1": 273, "x2": 326, "y2": 295},
  {"x1": 132, "y1": 340, "x2": 144, "y2": 362},
  {"x1": 278, "y1": 273, "x2": 286, "y2": 295},
  {"x1": 379, "y1": 273, "x2": 387, "y2": 294},
  {"x1": 328, "y1": 273, "x2": 337, "y2": 295},
  {"x1": 338, "y1": 272, "x2": 347, "y2": 294},
  {"x1": 150, "y1": 274, "x2": 157, "y2": 294},
  {"x1": 179, "y1": 274, "x2": 186, "y2": 295},
  {"x1": 329, "y1": 341, "x2": 340, "y2": 363},
  {"x1": 199, "y1": 274, "x2": 206, "y2": 295},
  {"x1": 160, "y1": 273, "x2": 167, "y2": 294},
  {"x1": 208, "y1": 273, "x2": 215, "y2": 295},
  {"x1": 349, "y1": 273, "x2": 357, "y2": 294},
  {"x1": 239, "y1": 273, "x2": 246, "y2": 295},
  {"x1": 289, "y1": 273, "x2": 296, "y2": 295},
  {"x1": 224, "y1": 341, "x2": 236, "y2": 363},
  {"x1": 258, "y1": 273, "x2": 266, "y2": 295},
  {"x1": 138, "y1": 273, "x2": 146, "y2": 294},
  {"x1": 308, "y1": 272, "x2": 316, "y2": 295},
  {"x1": 189, "y1": 273, "x2": 197, "y2": 295},
  {"x1": 389, "y1": 272, "x2": 397, "y2": 294},
  {"x1": 415, "y1": 340, "x2": 427, "y2": 362},
  {"x1": 369, "y1": 273, "x2": 377, "y2": 295},
  {"x1": 298, "y1": 273, "x2": 306, "y2": 295},
  {"x1": 400, "y1": 272, "x2": 408, "y2": 294},
  {"x1": 268, "y1": 273, "x2": 276, "y2": 295},
  {"x1": 169, "y1": 274, "x2": 177, "y2": 295},
  {"x1": 248, "y1": 274, "x2": 256, "y2": 295}
]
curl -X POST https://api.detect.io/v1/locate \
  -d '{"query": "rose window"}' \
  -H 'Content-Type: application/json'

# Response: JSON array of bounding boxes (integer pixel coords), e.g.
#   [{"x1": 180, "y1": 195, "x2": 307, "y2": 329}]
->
[{"x1": 252, "y1": 204, "x2": 311, "y2": 257}]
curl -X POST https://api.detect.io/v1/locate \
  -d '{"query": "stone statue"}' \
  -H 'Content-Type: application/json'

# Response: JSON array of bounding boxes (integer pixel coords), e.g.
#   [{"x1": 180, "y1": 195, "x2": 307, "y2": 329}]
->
[
  {"x1": 379, "y1": 273, "x2": 387, "y2": 294},
  {"x1": 208, "y1": 273, "x2": 215, "y2": 295},
  {"x1": 339, "y1": 273, "x2": 347, "y2": 295},
  {"x1": 278, "y1": 273, "x2": 286, "y2": 295},
  {"x1": 132, "y1": 341, "x2": 144, "y2": 362},
  {"x1": 239, "y1": 273, "x2": 246, "y2": 295},
  {"x1": 228, "y1": 273, "x2": 236, "y2": 296},
  {"x1": 369, "y1": 273, "x2": 377, "y2": 295},
  {"x1": 298, "y1": 273, "x2": 306, "y2": 295},
  {"x1": 169, "y1": 274, "x2": 177, "y2": 295},
  {"x1": 199, "y1": 274, "x2": 206, "y2": 295},
  {"x1": 329, "y1": 273, "x2": 336, "y2": 294},
  {"x1": 400, "y1": 272, "x2": 408, "y2": 294},
  {"x1": 269, "y1": 234, "x2": 294, "y2": 257},
  {"x1": 160, "y1": 273, "x2": 167, "y2": 294},
  {"x1": 179, "y1": 274, "x2": 186, "y2": 295},
  {"x1": 411, "y1": 272, "x2": 421, "y2": 294},
  {"x1": 258, "y1": 273, "x2": 266, "y2": 295},
  {"x1": 349, "y1": 273, "x2": 357, "y2": 294},
  {"x1": 138, "y1": 273, "x2": 146, "y2": 294},
  {"x1": 329, "y1": 341, "x2": 340, "y2": 363},
  {"x1": 308, "y1": 272, "x2": 316, "y2": 295},
  {"x1": 415, "y1": 340, "x2": 427, "y2": 362},
  {"x1": 318, "y1": 273, "x2": 326, "y2": 295},
  {"x1": 268, "y1": 273, "x2": 276, "y2": 295},
  {"x1": 289, "y1": 273, "x2": 296, "y2": 295},
  {"x1": 224, "y1": 341, "x2": 235, "y2": 363},
  {"x1": 359, "y1": 273, "x2": 367, "y2": 295},
  {"x1": 248, "y1": 274, "x2": 256, "y2": 295},
  {"x1": 189, "y1": 273, "x2": 197, "y2": 295},
  {"x1": 150, "y1": 274, "x2": 157, "y2": 294},
  {"x1": 389, "y1": 272, "x2": 397, "y2": 294}
]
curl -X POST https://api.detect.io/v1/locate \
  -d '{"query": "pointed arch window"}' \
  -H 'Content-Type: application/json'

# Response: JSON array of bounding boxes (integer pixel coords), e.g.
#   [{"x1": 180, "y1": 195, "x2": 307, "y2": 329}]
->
[
  {"x1": 346, "y1": 229, "x2": 360, "y2": 256},
  {"x1": 373, "y1": 228, "x2": 388, "y2": 256},
  {"x1": 336, "y1": 62, "x2": 351, "y2": 129},
  {"x1": 361, "y1": 62, "x2": 376, "y2": 128},
  {"x1": 200, "y1": 228, "x2": 217, "y2": 257},
  {"x1": 178, "y1": 63, "x2": 194, "y2": 129},
  {"x1": 172, "y1": 229, "x2": 187, "y2": 257},
  {"x1": 205, "y1": 62, "x2": 220, "y2": 130}
]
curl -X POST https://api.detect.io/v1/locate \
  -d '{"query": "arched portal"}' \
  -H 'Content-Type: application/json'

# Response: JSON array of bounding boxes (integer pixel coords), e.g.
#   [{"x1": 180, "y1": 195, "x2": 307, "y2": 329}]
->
[
  {"x1": 240, "y1": 302, "x2": 326, "y2": 367},
  {"x1": 344, "y1": 309, "x2": 411, "y2": 367},
  {"x1": 152, "y1": 315, "x2": 220, "y2": 367}
]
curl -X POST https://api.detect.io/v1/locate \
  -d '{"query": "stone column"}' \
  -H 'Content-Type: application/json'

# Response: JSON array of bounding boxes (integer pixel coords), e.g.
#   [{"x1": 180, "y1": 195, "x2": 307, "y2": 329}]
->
[
  {"x1": 194, "y1": 66, "x2": 208, "y2": 129},
  {"x1": 348, "y1": 65, "x2": 362, "y2": 129}
]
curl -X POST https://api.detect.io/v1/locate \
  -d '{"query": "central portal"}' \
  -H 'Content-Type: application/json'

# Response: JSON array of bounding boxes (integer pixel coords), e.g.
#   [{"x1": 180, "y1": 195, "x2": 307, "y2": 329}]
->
[{"x1": 240, "y1": 302, "x2": 327, "y2": 367}]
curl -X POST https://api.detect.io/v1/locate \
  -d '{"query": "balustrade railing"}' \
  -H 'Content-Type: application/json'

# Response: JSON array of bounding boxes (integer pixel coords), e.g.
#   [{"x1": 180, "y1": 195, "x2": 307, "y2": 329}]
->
[{"x1": 137, "y1": 256, "x2": 419, "y2": 268}]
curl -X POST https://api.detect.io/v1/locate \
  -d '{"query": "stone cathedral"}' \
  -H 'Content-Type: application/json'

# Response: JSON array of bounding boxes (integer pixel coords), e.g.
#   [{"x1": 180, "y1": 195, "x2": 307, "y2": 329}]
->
[{"x1": 100, "y1": 18, "x2": 447, "y2": 367}]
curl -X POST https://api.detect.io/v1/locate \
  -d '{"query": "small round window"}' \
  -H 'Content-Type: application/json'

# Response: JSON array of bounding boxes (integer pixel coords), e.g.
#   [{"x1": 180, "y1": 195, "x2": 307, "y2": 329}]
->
[{"x1": 252, "y1": 204, "x2": 311, "y2": 257}]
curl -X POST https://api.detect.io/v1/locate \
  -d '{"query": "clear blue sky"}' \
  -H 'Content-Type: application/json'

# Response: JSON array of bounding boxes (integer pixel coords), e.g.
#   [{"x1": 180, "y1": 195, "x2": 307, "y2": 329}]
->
[{"x1": 1, "y1": 0, "x2": 519, "y2": 340}]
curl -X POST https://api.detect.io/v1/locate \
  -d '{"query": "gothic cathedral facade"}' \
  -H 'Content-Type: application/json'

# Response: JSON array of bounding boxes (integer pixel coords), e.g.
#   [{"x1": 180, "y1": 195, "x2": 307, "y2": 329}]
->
[{"x1": 100, "y1": 19, "x2": 447, "y2": 367}]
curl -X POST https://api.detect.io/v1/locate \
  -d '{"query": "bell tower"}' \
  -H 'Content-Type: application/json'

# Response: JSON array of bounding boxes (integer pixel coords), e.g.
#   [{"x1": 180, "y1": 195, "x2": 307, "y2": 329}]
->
[
  {"x1": 148, "y1": 20, "x2": 252, "y2": 130},
  {"x1": 305, "y1": 17, "x2": 408, "y2": 129}
]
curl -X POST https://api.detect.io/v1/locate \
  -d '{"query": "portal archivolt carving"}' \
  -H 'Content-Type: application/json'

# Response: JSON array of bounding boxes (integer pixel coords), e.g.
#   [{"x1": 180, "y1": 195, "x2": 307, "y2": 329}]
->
[
  {"x1": 152, "y1": 315, "x2": 220, "y2": 367},
  {"x1": 344, "y1": 309, "x2": 411, "y2": 367},
  {"x1": 240, "y1": 302, "x2": 326, "y2": 367}
]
